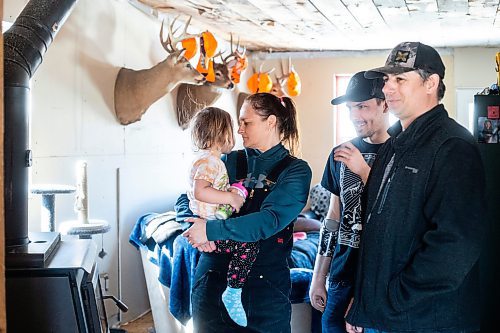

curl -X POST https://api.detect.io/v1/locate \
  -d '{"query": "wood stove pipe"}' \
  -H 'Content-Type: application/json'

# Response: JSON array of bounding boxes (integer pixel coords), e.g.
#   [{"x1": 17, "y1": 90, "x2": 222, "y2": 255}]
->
[{"x1": 4, "y1": 0, "x2": 78, "y2": 248}]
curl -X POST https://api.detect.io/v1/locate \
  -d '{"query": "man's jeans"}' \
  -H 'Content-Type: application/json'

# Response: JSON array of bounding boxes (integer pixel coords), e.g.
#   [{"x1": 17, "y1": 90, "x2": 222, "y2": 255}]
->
[{"x1": 364, "y1": 328, "x2": 472, "y2": 333}]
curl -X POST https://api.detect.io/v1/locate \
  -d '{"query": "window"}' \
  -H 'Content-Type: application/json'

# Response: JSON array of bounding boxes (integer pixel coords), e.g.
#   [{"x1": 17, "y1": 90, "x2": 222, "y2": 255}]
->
[{"x1": 333, "y1": 75, "x2": 356, "y2": 146}]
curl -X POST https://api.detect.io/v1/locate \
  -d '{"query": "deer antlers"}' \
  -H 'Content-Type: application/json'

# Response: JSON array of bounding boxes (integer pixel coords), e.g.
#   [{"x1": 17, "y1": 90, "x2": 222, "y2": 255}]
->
[
  {"x1": 160, "y1": 16, "x2": 200, "y2": 54},
  {"x1": 223, "y1": 34, "x2": 248, "y2": 84},
  {"x1": 223, "y1": 34, "x2": 246, "y2": 64},
  {"x1": 270, "y1": 58, "x2": 302, "y2": 97}
]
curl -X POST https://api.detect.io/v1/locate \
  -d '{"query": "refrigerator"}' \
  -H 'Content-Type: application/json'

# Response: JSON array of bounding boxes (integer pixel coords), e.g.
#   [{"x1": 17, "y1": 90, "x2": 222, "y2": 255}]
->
[{"x1": 474, "y1": 94, "x2": 500, "y2": 331}]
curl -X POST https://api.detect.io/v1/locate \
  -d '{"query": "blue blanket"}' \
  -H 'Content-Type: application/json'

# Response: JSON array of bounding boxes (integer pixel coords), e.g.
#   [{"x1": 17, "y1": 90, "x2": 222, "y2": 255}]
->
[
  {"x1": 129, "y1": 211, "x2": 199, "y2": 324},
  {"x1": 289, "y1": 231, "x2": 320, "y2": 270}
]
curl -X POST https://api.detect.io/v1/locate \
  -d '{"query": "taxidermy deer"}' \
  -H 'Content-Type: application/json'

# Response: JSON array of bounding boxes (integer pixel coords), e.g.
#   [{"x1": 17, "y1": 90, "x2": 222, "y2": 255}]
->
[
  {"x1": 176, "y1": 36, "x2": 246, "y2": 129},
  {"x1": 114, "y1": 18, "x2": 205, "y2": 125}
]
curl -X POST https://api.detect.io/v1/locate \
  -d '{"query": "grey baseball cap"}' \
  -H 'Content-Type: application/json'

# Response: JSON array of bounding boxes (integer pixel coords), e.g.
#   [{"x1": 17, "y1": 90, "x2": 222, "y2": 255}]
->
[
  {"x1": 365, "y1": 42, "x2": 445, "y2": 79},
  {"x1": 331, "y1": 71, "x2": 385, "y2": 105}
]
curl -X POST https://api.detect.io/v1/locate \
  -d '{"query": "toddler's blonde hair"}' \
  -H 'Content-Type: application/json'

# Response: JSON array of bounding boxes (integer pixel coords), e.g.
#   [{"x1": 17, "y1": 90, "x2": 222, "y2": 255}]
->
[{"x1": 190, "y1": 107, "x2": 234, "y2": 151}]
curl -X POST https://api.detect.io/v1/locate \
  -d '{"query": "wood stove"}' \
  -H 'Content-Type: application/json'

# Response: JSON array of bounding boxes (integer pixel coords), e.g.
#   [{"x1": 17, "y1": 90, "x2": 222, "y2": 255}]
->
[{"x1": 6, "y1": 238, "x2": 109, "y2": 333}]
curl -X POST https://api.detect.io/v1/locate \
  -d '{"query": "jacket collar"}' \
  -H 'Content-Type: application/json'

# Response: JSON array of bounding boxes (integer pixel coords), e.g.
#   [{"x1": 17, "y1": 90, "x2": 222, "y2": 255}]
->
[{"x1": 388, "y1": 104, "x2": 448, "y2": 152}]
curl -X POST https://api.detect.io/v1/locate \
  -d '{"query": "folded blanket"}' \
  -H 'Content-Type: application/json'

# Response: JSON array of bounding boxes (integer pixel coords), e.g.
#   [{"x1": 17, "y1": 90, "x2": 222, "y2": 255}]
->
[
  {"x1": 129, "y1": 212, "x2": 182, "y2": 249},
  {"x1": 288, "y1": 231, "x2": 319, "y2": 270}
]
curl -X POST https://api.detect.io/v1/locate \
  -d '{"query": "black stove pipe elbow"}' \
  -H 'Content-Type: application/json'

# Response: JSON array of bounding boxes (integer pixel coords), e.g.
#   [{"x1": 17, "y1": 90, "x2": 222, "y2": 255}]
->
[{"x1": 4, "y1": 0, "x2": 78, "y2": 248}]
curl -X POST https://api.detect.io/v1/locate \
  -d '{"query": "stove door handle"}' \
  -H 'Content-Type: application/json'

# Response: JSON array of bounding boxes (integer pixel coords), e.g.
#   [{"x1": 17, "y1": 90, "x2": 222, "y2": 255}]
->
[{"x1": 103, "y1": 294, "x2": 129, "y2": 312}]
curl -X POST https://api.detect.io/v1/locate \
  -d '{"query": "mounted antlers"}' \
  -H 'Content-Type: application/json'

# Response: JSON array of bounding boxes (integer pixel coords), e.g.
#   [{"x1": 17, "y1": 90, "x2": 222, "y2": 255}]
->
[
  {"x1": 224, "y1": 34, "x2": 248, "y2": 84},
  {"x1": 270, "y1": 58, "x2": 301, "y2": 97},
  {"x1": 114, "y1": 17, "x2": 205, "y2": 125},
  {"x1": 271, "y1": 59, "x2": 289, "y2": 97}
]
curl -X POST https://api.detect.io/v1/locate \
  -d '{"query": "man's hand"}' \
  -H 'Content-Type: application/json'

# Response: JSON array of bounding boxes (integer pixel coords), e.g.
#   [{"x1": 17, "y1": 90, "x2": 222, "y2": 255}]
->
[
  {"x1": 345, "y1": 322, "x2": 363, "y2": 333},
  {"x1": 309, "y1": 276, "x2": 328, "y2": 312},
  {"x1": 345, "y1": 298, "x2": 363, "y2": 333},
  {"x1": 310, "y1": 254, "x2": 332, "y2": 312},
  {"x1": 334, "y1": 142, "x2": 370, "y2": 184},
  {"x1": 182, "y1": 217, "x2": 216, "y2": 252}
]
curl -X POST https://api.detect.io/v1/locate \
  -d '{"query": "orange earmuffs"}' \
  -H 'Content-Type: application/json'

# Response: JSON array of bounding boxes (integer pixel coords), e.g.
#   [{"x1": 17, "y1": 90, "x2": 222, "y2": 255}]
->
[
  {"x1": 196, "y1": 31, "x2": 218, "y2": 82},
  {"x1": 247, "y1": 71, "x2": 273, "y2": 93}
]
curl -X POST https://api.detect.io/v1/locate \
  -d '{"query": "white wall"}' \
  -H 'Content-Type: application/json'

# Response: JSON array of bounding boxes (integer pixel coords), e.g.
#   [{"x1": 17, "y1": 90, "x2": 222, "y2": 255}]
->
[
  {"x1": 5, "y1": 0, "x2": 499, "y2": 326},
  {"x1": 454, "y1": 48, "x2": 498, "y2": 88}
]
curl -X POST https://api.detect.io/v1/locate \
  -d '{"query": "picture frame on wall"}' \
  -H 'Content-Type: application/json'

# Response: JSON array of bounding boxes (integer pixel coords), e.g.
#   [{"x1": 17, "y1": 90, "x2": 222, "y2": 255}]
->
[{"x1": 477, "y1": 116, "x2": 499, "y2": 144}]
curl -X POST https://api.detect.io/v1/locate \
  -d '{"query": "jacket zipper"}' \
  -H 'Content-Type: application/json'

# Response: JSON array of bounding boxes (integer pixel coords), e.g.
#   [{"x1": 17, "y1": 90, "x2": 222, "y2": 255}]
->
[{"x1": 377, "y1": 175, "x2": 393, "y2": 214}]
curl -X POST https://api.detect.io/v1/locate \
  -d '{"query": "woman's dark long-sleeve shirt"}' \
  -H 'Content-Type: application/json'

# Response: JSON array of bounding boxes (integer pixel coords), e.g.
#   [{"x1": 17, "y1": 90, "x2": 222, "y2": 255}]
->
[{"x1": 206, "y1": 143, "x2": 312, "y2": 243}]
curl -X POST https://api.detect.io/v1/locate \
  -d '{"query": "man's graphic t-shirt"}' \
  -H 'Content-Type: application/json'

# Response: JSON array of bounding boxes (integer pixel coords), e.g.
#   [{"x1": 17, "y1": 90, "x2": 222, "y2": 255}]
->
[{"x1": 321, "y1": 136, "x2": 382, "y2": 282}]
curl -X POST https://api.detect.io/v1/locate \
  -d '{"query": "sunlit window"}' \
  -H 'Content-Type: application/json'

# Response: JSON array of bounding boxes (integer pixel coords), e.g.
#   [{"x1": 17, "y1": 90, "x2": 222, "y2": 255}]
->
[
  {"x1": 2, "y1": 21, "x2": 13, "y2": 33},
  {"x1": 467, "y1": 102, "x2": 474, "y2": 134},
  {"x1": 333, "y1": 75, "x2": 356, "y2": 146}
]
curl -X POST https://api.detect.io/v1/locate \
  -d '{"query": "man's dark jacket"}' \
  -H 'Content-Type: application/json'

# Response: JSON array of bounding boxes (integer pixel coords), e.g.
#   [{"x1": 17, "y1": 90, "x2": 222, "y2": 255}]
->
[{"x1": 346, "y1": 104, "x2": 486, "y2": 332}]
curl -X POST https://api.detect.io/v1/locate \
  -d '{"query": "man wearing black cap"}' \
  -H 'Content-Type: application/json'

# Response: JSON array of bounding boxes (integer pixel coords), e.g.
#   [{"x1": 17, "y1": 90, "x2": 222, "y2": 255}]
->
[
  {"x1": 345, "y1": 42, "x2": 486, "y2": 333},
  {"x1": 309, "y1": 71, "x2": 390, "y2": 333}
]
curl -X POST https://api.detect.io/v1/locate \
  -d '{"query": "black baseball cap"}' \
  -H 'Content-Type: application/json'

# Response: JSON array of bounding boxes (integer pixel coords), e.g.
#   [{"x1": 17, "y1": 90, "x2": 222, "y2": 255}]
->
[
  {"x1": 331, "y1": 71, "x2": 385, "y2": 105},
  {"x1": 365, "y1": 42, "x2": 445, "y2": 79}
]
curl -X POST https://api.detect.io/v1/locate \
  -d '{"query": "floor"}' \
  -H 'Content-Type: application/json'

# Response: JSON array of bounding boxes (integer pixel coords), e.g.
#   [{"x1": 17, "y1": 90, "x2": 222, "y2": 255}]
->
[
  {"x1": 117, "y1": 311, "x2": 155, "y2": 333},
  {"x1": 114, "y1": 303, "x2": 314, "y2": 333}
]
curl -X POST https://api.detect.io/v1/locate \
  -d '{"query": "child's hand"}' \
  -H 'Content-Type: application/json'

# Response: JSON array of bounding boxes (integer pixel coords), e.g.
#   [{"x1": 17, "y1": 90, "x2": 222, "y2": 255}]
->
[{"x1": 229, "y1": 192, "x2": 245, "y2": 212}]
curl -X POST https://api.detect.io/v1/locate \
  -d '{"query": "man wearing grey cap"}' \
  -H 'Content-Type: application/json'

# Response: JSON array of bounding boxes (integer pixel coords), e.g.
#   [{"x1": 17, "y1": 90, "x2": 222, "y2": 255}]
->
[
  {"x1": 309, "y1": 71, "x2": 390, "y2": 332},
  {"x1": 345, "y1": 42, "x2": 486, "y2": 333}
]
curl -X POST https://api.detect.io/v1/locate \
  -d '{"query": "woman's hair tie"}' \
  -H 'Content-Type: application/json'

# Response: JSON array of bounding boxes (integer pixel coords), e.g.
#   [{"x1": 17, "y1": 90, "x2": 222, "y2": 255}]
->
[{"x1": 279, "y1": 96, "x2": 286, "y2": 107}]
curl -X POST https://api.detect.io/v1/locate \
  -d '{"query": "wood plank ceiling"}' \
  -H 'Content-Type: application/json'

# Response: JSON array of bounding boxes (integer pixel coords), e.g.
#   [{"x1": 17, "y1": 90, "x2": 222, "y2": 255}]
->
[{"x1": 133, "y1": 0, "x2": 500, "y2": 51}]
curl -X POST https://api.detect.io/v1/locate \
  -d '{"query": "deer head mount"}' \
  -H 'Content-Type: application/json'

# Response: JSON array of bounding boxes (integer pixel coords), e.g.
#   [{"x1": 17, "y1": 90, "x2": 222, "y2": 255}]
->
[
  {"x1": 114, "y1": 17, "x2": 205, "y2": 125},
  {"x1": 176, "y1": 35, "x2": 247, "y2": 129}
]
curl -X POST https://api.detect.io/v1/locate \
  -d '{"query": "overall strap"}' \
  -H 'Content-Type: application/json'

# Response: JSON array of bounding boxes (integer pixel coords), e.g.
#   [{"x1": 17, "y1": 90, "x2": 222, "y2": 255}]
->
[
  {"x1": 235, "y1": 149, "x2": 248, "y2": 181},
  {"x1": 266, "y1": 155, "x2": 296, "y2": 183}
]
